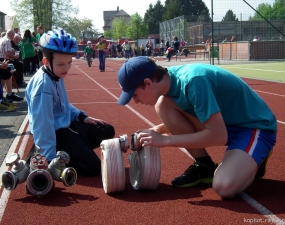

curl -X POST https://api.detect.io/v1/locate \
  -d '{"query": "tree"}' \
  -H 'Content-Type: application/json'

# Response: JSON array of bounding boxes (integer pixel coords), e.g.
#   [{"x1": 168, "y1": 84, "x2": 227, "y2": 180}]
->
[
  {"x1": 62, "y1": 17, "x2": 100, "y2": 42},
  {"x1": 250, "y1": 3, "x2": 272, "y2": 21},
  {"x1": 197, "y1": 8, "x2": 211, "y2": 22},
  {"x1": 222, "y1": 10, "x2": 239, "y2": 22},
  {"x1": 104, "y1": 17, "x2": 128, "y2": 40},
  {"x1": 127, "y1": 13, "x2": 148, "y2": 40},
  {"x1": 11, "y1": 0, "x2": 79, "y2": 32},
  {"x1": 144, "y1": 0, "x2": 165, "y2": 34},
  {"x1": 163, "y1": 0, "x2": 210, "y2": 22},
  {"x1": 163, "y1": 0, "x2": 181, "y2": 21},
  {"x1": 251, "y1": 0, "x2": 285, "y2": 21}
]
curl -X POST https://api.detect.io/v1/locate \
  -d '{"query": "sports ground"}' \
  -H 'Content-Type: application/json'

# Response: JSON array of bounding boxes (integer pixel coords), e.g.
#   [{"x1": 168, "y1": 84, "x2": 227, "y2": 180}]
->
[{"x1": 0, "y1": 57, "x2": 284, "y2": 224}]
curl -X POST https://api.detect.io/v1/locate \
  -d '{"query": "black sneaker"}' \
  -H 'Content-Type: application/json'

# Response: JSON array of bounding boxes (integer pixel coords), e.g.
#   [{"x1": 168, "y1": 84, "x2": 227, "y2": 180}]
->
[
  {"x1": 3, "y1": 97, "x2": 13, "y2": 103},
  {"x1": 6, "y1": 92, "x2": 24, "y2": 101},
  {"x1": 172, "y1": 161, "x2": 218, "y2": 187},
  {"x1": 255, "y1": 149, "x2": 273, "y2": 180}
]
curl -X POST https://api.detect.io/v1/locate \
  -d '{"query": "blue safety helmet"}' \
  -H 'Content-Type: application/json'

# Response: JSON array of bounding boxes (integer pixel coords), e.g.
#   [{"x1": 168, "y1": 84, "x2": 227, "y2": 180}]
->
[{"x1": 39, "y1": 29, "x2": 78, "y2": 54}]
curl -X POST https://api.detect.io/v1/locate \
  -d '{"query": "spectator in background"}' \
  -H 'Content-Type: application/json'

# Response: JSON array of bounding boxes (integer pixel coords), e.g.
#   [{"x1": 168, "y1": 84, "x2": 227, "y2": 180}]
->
[
  {"x1": 230, "y1": 35, "x2": 236, "y2": 42},
  {"x1": 122, "y1": 39, "x2": 131, "y2": 59},
  {"x1": 253, "y1": 36, "x2": 258, "y2": 41},
  {"x1": 13, "y1": 28, "x2": 22, "y2": 41},
  {"x1": 111, "y1": 41, "x2": 117, "y2": 58},
  {"x1": 32, "y1": 31, "x2": 40, "y2": 69},
  {"x1": 11, "y1": 34, "x2": 22, "y2": 62},
  {"x1": 140, "y1": 43, "x2": 145, "y2": 56},
  {"x1": 0, "y1": 59, "x2": 23, "y2": 103},
  {"x1": 84, "y1": 41, "x2": 93, "y2": 67},
  {"x1": 206, "y1": 38, "x2": 211, "y2": 44},
  {"x1": 166, "y1": 36, "x2": 180, "y2": 62},
  {"x1": 0, "y1": 61, "x2": 17, "y2": 112},
  {"x1": 165, "y1": 38, "x2": 170, "y2": 50},
  {"x1": 117, "y1": 40, "x2": 122, "y2": 58},
  {"x1": 146, "y1": 40, "x2": 152, "y2": 57},
  {"x1": 159, "y1": 40, "x2": 165, "y2": 56},
  {"x1": 131, "y1": 42, "x2": 137, "y2": 57},
  {"x1": 19, "y1": 29, "x2": 38, "y2": 76},
  {"x1": 92, "y1": 44, "x2": 96, "y2": 59},
  {"x1": 180, "y1": 38, "x2": 186, "y2": 47},
  {"x1": 0, "y1": 29, "x2": 25, "y2": 86},
  {"x1": 36, "y1": 25, "x2": 44, "y2": 66},
  {"x1": 96, "y1": 35, "x2": 106, "y2": 72}
]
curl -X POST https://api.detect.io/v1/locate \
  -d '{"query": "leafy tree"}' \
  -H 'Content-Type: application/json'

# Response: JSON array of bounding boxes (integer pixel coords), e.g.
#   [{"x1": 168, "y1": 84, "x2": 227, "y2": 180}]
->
[
  {"x1": 250, "y1": 3, "x2": 272, "y2": 21},
  {"x1": 127, "y1": 13, "x2": 148, "y2": 40},
  {"x1": 104, "y1": 17, "x2": 128, "y2": 40},
  {"x1": 163, "y1": 0, "x2": 210, "y2": 22},
  {"x1": 272, "y1": 0, "x2": 285, "y2": 20},
  {"x1": 197, "y1": 8, "x2": 211, "y2": 22},
  {"x1": 11, "y1": 0, "x2": 78, "y2": 32},
  {"x1": 222, "y1": 10, "x2": 239, "y2": 21},
  {"x1": 163, "y1": 0, "x2": 181, "y2": 21},
  {"x1": 251, "y1": 0, "x2": 285, "y2": 21},
  {"x1": 61, "y1": 17, "x2": 100, "y2": 42},
  {"x1": 144, "y1": 0, "x2": 165, "y2": 34}
]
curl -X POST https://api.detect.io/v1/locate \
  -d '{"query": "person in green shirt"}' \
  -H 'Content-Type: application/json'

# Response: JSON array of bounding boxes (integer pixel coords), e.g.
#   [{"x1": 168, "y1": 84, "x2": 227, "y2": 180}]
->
[
  {"x1": 84, "y1": 41, "x2": 93, "y2": 67},
  {"x1": 36, "y1": 25, "x2": 44, "y2": 67},
  {"x1": 19, "y1": 29, "x2": 38, "y2": 76}
]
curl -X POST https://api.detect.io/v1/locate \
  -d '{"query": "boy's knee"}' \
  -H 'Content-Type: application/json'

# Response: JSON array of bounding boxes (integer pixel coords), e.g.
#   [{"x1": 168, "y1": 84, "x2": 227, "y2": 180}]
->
[
  {"x1": 212, "y1": 179, "x2": 239, "y2": 198},
  {"x1": 104, "y1": 124, "x2": 115, "y2": 139}
]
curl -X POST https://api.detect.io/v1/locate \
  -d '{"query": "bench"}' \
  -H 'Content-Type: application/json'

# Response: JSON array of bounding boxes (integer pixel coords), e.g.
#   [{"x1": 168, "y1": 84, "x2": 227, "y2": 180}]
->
[{"x1": 179, "y1": 45, "x2": 209, "y2": 60}]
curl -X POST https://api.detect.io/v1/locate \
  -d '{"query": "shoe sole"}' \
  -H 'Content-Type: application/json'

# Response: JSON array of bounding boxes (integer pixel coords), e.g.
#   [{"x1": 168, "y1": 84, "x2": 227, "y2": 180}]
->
[{"x1": 172, "y1": 177, "x2": 214, "y2": 188}]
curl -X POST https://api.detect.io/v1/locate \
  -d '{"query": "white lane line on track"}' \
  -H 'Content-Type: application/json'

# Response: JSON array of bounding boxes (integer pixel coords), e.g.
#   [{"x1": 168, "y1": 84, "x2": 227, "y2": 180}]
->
[
  {"x1": 0, "y1": 116, "x2": 30, "y2": 223},
  {"x1": 220, "y1": 66, "x2": 285, "y2": 73},
  {"x1": 73, "y1": 64, "x2": 285, "y2": 223},
  {"x1": 254, "y1": 90, "x2": 285, "y2": 98},
  {"x1": 239, "y1": 192, "x2": 285, "y2": 225}
]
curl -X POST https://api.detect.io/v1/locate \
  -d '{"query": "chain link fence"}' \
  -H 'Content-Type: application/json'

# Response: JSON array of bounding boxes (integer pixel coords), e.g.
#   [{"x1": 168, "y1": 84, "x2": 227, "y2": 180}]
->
[{"x1": 159, "y1": 0, "x2": 285, "y2": 64}]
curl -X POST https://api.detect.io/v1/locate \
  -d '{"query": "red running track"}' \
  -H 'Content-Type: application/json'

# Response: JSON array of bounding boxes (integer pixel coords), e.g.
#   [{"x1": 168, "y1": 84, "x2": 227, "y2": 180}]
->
[{"x1": 0, "y1": 58, "x2": 284, "y2": 225}]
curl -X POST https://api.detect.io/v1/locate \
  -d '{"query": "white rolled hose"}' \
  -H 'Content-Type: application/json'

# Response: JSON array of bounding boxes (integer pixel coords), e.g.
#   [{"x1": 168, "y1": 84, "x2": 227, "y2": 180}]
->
[
  {"x1": 129, "y1": 133, "x2": 161, "y2": 190},
  {"x1": 100, "y1": 135, "x2": 128, "y2": 194}
]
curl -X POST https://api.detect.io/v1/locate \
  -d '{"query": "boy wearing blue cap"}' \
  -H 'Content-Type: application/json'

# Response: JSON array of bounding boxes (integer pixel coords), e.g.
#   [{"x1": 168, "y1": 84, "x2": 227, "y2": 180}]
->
[{"x1": 117, "y1": 56, "x2": 277, "y2": 198}]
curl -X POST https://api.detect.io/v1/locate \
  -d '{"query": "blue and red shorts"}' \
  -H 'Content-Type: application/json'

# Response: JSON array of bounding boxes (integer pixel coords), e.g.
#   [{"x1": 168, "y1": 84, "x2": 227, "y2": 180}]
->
[{"x1": 226, "y1": 126, "x2": 276, "y2": 165}]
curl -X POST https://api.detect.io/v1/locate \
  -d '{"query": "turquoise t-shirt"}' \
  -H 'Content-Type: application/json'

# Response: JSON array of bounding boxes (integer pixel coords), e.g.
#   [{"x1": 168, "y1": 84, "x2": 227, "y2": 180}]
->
[{"x1": 166, "y1": 64, "x2": 277, "y2": 132}]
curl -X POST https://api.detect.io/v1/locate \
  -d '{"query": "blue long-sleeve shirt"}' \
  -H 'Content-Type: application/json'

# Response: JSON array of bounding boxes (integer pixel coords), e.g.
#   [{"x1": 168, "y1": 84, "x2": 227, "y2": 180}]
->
[{"x1": 25, "y1": 67, "x2": 87, "y2": 161}]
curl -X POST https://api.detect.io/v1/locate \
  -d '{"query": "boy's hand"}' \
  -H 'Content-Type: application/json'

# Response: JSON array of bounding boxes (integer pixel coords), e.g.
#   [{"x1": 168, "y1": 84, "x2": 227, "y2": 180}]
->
[
  {"x1": 83, "y1": 116, "x2": 107, "y2": 125},
  {"x1": 137, "y1": 129, "x2": 168, "y2": 148}
]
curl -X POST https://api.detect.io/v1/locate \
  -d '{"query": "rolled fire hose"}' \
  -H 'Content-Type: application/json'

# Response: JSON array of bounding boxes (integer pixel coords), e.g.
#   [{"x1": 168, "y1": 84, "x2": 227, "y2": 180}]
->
[
  {"x1": 100, "y1": 134, "x2": 128, "y2": 194},
  {"x1": 129, "y1": 133, "x2": 161, "y2": 190}
]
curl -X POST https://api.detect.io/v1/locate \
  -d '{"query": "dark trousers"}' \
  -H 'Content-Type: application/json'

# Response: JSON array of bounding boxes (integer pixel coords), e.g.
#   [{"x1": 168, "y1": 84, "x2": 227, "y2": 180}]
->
[
  {"x1": 55, "y1": 121, "x2": 115, "y2": 176},
  {"x1": 98, "y1": 52, "x2": 105, "y2": 71},
  {"x1": 167, "y1": 50, "x2": 178, "y2": 61},
  {"x1": 23, "y1": 56, "x2": 36, "y2": 73},
  {"x1": 0, "y1": 58, "x2": 24, "y2": 84}
]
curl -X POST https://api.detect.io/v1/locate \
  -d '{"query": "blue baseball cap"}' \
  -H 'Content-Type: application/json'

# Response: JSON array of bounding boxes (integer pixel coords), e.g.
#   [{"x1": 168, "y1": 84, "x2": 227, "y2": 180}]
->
[{"x1": 117, "y1": 56, "x2": 157, "y2": 105}]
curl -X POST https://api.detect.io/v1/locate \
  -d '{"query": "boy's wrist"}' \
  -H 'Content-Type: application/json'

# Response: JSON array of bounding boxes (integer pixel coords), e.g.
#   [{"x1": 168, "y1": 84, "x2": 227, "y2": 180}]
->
[{"x1": 78, "y1": 112, "x2": 88, "y2": 122}]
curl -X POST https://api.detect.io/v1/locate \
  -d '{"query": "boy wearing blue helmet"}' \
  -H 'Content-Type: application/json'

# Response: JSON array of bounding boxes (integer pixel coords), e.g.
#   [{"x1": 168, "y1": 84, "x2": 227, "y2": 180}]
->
[{"x1": 26, "y1": 30, "x2": 115, "y2": 176}]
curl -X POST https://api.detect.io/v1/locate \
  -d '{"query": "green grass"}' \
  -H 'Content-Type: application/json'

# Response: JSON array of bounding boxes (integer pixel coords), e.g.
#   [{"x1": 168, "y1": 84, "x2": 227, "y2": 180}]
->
[{"x1": 219, "y1": 62, "x2": 285, "y2": 82}]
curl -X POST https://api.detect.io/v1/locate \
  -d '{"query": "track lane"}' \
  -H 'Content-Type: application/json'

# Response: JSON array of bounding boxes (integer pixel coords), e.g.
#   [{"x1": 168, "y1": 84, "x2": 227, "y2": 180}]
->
[{"x1": 1, "y1": 58, "x2": 284, "y2": 224}]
